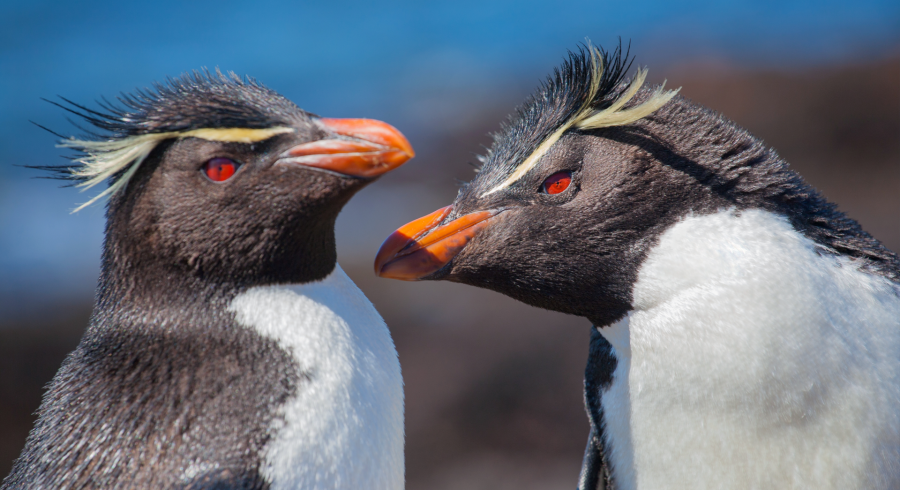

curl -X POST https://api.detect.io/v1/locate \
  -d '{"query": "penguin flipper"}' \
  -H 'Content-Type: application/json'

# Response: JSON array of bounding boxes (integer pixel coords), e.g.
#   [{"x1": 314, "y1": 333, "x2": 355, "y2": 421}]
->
[
  {"x1": 577, "y1": 327, "x2": 617, "y2": 490},
  {"x1": 577, "y1": 425, "x2": 607, "y2": 490}
]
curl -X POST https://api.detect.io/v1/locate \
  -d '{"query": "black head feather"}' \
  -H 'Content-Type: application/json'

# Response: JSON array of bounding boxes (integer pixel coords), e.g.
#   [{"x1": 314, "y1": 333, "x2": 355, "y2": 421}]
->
[
  {"x1": 31, "y1": 69, "x2": 309, "y2": 188},
  {"x1": 52, "y1": 69, "x2": 306, "y2": 139},
  {"x1": 472, "y1": 42, "x2": 633, "y2": 192}
]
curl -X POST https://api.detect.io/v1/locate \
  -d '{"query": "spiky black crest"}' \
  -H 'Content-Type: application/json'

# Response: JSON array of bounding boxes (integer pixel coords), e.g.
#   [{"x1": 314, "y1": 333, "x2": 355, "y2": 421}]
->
[
  {"x1": 50, "y1": 68, "x2": 303, "y2": 141},
  {"x1": 479, "y1": 42, "x2": 633, "y2": 181},
  {"x1": 32, "y1": 69, "x2": 306, "y2": 210}
]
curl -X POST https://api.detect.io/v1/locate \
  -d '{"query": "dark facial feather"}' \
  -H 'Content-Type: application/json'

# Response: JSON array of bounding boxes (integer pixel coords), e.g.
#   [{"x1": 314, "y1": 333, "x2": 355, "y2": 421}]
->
[
  {"x1": 32, "y1": 69, "x2": 310, "y2": 211},
  {"x1": 466, "y1": 43, "x2": 633, "y2": 196}
]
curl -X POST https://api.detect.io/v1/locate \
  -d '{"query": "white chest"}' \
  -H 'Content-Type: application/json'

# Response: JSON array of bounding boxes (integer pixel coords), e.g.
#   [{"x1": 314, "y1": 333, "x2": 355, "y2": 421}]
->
[
  {"x1": 598, "y1": 209, "x2": 900, "y2": 490},
  {"x1": 229, "y1": 265, "x2": 404, "y2": 490}
]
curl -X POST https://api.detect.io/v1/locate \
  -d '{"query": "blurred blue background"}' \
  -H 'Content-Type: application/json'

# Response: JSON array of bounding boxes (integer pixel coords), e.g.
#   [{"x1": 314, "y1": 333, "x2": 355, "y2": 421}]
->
[{"x1": 1, "y1": 1, "x2": 898, "y2": 488}]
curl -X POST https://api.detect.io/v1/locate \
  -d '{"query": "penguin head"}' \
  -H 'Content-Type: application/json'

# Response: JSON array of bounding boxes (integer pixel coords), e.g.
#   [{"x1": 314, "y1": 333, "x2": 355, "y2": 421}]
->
[
  {"x1": 374, "y1": 45, "x2": 696, "y2": 326},
  {"x1": 51, "y1": 70, "x2": 414, "y2": 292}
]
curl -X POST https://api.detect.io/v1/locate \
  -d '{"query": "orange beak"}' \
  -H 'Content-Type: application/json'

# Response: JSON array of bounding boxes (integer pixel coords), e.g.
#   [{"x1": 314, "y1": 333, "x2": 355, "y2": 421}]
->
[
  {"x1": 279, "y1": 118, "x2": 414, "y2": 178},
  {"x1": 374, "y1": 205, "x2": 500, "y2": 280}
]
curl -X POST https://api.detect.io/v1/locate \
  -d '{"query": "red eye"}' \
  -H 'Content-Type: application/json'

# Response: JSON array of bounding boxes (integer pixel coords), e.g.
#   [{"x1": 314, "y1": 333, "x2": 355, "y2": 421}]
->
[
  {"x1": 542, "y1": 171, "x2": 572, "y2": 194},
  {"x1": 203, "y1": 158, "x2": 239, "y2": 182}
]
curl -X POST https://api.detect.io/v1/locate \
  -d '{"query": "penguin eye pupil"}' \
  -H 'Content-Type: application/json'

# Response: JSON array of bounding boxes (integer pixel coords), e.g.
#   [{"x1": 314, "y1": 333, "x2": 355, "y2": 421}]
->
[
  {"x1": 203, "y1": 158, "x2": 239, "y2": 182},
  {"x1": 541, "y1": 171, "x2": 571, "y2": 195}
]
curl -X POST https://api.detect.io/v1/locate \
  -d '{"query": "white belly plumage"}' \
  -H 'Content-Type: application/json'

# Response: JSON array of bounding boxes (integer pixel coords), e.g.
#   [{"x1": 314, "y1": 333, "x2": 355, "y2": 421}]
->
[
  {"x1": 598, "y1": 209, "x2": 900, "y2": 490},
  {"x1": 229, "y1": 265, "x2": 404, "y2": 490}
]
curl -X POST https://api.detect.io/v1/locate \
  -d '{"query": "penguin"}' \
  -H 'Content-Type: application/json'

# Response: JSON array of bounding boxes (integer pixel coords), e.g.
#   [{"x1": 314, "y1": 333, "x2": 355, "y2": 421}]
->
[
  {"x1": 373, "y1": 45, "x2": 900, "y2": 490},
  {"x1": 3, "y1": 71, "x2": 413, "y2": 489}
]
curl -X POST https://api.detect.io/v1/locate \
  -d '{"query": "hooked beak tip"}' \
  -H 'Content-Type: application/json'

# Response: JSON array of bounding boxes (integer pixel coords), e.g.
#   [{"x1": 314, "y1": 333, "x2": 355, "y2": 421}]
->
[
  {"x1": 319, "y1": 117, "x2": 415, "y2": 161},
  {"x1": 374, "y1": 206, "x2": 499, "y2": 280}
]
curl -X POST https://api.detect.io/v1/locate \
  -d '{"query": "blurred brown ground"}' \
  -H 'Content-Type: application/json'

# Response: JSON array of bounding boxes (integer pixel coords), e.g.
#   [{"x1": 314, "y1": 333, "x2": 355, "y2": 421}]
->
[{"x1": 1, "y1": 56, "x2": 898, "y2": 489}]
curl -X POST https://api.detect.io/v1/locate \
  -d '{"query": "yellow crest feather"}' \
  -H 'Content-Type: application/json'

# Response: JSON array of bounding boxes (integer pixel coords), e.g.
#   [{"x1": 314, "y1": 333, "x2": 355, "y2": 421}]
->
[
  {"x1": 481, "y1": 49, "x2": 680, "y2": 198},
  {"x1": 63, "y1": 126, "x2": 293, "y2": 212}
]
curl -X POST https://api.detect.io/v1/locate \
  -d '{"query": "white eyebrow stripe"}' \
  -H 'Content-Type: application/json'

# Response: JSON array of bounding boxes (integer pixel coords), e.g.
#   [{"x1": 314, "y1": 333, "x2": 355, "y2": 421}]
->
[
  {"x1": 63, "y1": 126, "x2": 294, "y2": 212},
  {"x1": 480, "y1": 52, "x2": 680, "y2": 198}
]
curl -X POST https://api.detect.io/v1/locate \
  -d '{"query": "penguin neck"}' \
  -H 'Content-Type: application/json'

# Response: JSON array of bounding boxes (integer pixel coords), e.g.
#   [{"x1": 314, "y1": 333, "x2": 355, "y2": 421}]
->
[
  {"x1": 93, "y1": 217, "x2": 338, "y2": 323},
  {"x1": 90, "y1": 182, "x2": 345, "y2": 319},
  {"x1": 94, "y1": 252, "x2": 233, "y2": 321},
  {"x1": 579, "y1": 103, "x2": 899, "y2": 328}
]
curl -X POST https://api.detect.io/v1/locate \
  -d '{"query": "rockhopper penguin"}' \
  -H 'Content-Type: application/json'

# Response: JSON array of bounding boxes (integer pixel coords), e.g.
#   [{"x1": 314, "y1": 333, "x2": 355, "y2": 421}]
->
[
  {"x1": 374, "y1": 45, "x2": 900, "y2": 489},
  {"x1": 3, "y1": 71, "x2": 413, "y2": 489}
]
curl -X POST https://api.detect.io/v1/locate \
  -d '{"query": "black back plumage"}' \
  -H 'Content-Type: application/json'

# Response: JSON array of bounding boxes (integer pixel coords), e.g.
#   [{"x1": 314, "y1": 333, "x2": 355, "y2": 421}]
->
[
  {"x1": 2, "y1": 292, "x2": 300, "y2": 489},
  {"x1": 620, "y1": 90, "x2": 900, "y2": 282}
]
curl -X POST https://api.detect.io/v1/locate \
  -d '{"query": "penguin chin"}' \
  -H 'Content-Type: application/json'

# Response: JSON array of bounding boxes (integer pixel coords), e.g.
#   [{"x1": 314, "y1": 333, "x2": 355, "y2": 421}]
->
[{"x1": 417, "y1": 263, "x2": 453, "y2": 281}]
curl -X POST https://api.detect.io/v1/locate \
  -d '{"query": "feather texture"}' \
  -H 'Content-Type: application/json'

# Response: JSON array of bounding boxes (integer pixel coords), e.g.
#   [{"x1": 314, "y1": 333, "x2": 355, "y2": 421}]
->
[
  {"x1": 62, "y1": 126, "x2": 292, "y2": 212},
  {"x1": 34, "y1": 69, "x2": 304, "y2": 211},
  {"x1": 481, "y1": 43, "x2": 679, "y2": 197}
]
